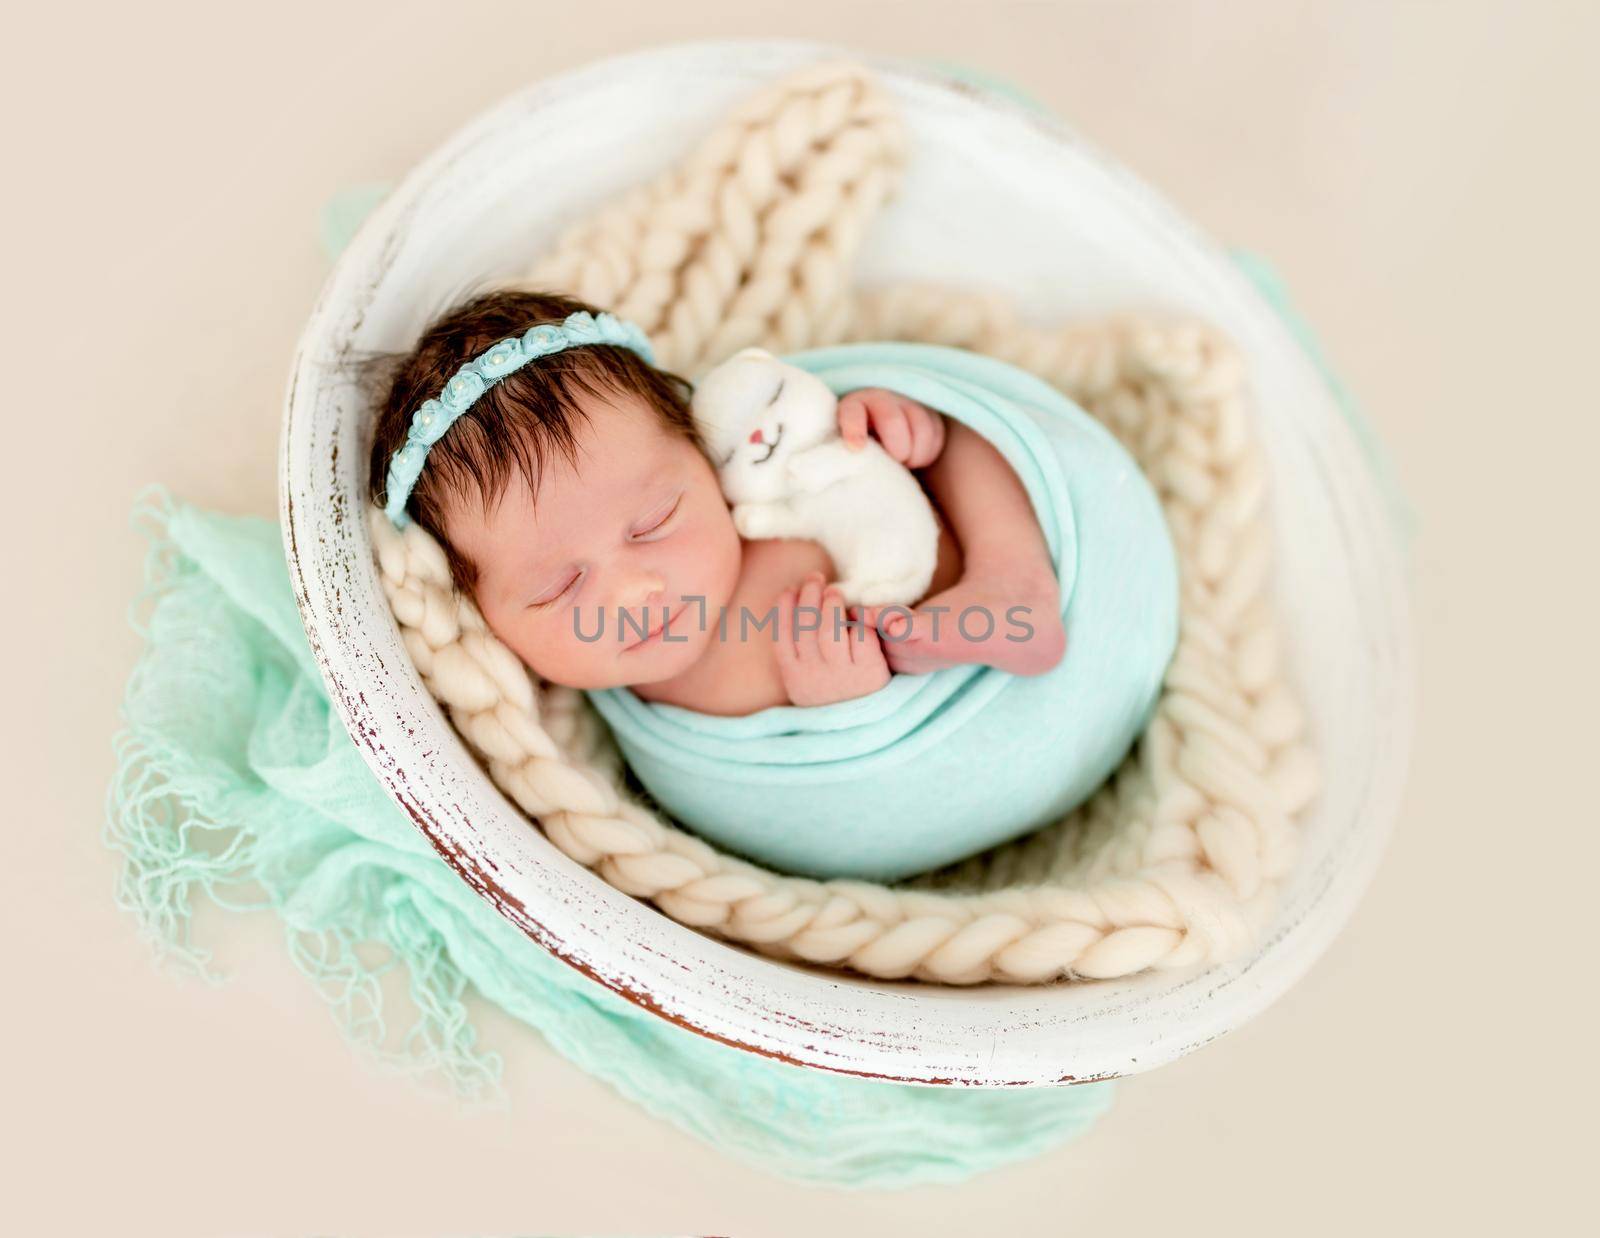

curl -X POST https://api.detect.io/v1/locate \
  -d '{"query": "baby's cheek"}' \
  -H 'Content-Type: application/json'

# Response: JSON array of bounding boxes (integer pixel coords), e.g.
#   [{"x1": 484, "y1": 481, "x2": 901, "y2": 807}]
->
[
  {"x1": 500, "y1": 614, "x2": 572, "y2": 679},
  {"x1": 699, "y1": 498, "x2": 743, "y2": 579},
  {"x1": 517, "y1": 623, "x2": 603, "y2": 687}
]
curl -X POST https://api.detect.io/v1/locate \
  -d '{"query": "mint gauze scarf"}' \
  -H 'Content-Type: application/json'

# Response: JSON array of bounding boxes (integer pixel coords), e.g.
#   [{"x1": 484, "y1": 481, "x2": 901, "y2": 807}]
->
[{"x1": 104, "y1": 488, "x2": 1114, "y2": 1188}]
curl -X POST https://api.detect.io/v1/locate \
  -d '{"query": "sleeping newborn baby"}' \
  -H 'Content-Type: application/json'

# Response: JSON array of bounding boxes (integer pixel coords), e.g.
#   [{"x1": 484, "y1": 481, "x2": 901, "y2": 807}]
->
[{"x1": 369, "y1": 290, "x2": 1066, "y2": 717}]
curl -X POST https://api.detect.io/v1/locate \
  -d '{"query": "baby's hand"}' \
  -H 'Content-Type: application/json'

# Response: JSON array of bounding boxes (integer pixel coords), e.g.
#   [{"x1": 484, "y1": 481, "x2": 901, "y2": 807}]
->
[
  {"x1": 837, "y1": 387, "x2": 946, "y2": 468},
  {"x1": 773, "y1": 571, "x2": 891, "y2": 707}
]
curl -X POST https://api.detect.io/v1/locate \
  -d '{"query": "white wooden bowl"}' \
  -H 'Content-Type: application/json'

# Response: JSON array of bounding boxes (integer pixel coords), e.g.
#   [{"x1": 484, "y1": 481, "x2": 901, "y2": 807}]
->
[{"x1": 279, "y1": 38, "x2": 1414, "y2": 1086}]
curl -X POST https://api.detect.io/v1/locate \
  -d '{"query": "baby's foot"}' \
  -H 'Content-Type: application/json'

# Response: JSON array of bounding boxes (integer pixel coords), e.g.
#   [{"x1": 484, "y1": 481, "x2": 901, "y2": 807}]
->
[{"x1": 862, "y1": 562, "x2": 1066, "y2": 677}]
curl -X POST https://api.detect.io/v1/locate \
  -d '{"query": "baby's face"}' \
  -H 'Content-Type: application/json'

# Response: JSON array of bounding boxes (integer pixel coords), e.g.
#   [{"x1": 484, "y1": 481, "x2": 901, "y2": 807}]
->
[{"x1": 444, "y1": 393, "x2": 742, "y2": 690}]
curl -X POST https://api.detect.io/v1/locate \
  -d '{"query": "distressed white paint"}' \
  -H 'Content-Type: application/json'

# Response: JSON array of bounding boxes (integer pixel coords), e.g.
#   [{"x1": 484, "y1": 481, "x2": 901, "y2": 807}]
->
[{"x1": 279, "y1": 38, "x2": 1414, "y2": 1086}]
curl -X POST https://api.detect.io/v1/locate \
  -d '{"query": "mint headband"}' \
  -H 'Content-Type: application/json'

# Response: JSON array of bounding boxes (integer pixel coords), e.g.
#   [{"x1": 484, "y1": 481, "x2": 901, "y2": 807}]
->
[{"x1": 381, "y1": 309, "x2": 657, "y2": 529}]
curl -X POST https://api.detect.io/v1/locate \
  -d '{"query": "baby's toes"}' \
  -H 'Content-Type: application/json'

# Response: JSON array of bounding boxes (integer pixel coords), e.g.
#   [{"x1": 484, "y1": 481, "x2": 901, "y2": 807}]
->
[
  {"x1": 882, "y1": 641, "x2": 936, "y2": 677},
  {"x1": 861, "y1": 605, "x2": 913, "y2": 642}
]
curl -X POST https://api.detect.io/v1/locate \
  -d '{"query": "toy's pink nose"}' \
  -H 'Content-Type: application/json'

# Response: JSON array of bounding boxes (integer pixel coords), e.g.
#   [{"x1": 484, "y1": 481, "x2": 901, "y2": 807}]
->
[{"x1": 748, "y1": 428, "x2": 764, "y2": 444}]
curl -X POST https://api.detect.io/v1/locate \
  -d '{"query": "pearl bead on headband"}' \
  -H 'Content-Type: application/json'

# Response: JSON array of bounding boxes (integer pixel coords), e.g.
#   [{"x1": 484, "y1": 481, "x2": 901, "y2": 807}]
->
[{"x1": 381, "y1": 309, "x2": 657, "y2": 529}]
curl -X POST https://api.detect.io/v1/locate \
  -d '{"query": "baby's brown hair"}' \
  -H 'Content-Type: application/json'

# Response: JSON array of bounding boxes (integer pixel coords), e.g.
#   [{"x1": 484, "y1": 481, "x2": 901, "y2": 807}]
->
[{"x1": 367, "y1": 289, "x2": 699, "y2": 595}]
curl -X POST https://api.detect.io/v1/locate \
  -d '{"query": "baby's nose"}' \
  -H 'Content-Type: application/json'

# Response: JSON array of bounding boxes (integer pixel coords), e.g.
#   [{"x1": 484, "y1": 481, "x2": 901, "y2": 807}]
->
[{"x1": 622, "y1": 572, "x2": 668, "y2": 610}]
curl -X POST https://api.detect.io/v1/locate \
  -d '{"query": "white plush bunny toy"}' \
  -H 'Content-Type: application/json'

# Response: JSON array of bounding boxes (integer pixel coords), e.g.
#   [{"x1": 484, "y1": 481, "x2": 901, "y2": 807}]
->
[{"x1": 690, "y1": 348, "x2": 940, "y2": 607}]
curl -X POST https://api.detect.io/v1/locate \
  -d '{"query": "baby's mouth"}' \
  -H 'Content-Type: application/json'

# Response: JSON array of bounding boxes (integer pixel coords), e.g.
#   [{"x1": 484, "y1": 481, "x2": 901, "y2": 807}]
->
[
  {"x1": 624, "y1": 601, "x2": 688, "y2": 652},
  {"x1": 751, "y1": 422, "x2": 783, "y2": 465}
]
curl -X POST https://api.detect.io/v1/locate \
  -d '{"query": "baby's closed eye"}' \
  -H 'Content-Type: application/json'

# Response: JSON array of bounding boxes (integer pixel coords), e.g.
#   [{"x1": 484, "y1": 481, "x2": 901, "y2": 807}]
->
[
  {"x1": 633, "y1": 492, "x2": 684, "y2": 540},
  {"x1": 529, "y1": 569, "x2": 583, "y2": 609},
  {"x1": 631, "y1": 493, "x2": 681, "y2": 539}
]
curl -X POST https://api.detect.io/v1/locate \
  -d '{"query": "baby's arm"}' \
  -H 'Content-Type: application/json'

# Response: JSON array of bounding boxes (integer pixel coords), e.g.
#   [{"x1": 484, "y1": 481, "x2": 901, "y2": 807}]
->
[
  {"x1": 773, "y1": 571, "x2": 890, "y2": 707},
  {"x1": 837, "y1": 387, "x2": 947, "y2": 468}
]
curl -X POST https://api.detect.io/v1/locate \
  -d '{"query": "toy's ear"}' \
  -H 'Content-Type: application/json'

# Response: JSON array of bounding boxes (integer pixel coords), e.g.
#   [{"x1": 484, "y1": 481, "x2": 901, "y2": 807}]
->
[{"x1": 731, "y1": 346, "x2": 776, "y2": 362}]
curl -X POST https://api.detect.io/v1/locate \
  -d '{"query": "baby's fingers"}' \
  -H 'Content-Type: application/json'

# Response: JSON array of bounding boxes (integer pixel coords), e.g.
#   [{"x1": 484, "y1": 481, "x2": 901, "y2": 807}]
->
[
  {"x1": 773, "y1": 585, "x2": 801, "y2": 664},
  {"x1": 905, "y1": 402, "x2": 946, "y2": 468},
  {"x1": 838, "y1": 394, "x2": 869, "y2": 450},
  {"x1": 793, "y1": 572, "x2": 826, "y2": 662},
  {"x1": 852, "y1": 615, "x2": 889, "y2": 674},
  {"x1": 817, "y1": 587, "x2": 855, "y2": 667},
  {"x1": 870, "y1": 398, "x2": 913, "y2": 463}
]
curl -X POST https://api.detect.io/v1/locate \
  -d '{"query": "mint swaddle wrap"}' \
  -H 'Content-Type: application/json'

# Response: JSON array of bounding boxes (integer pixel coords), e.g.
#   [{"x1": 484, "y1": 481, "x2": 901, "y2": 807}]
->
[{"x1": 585, "y1": 341, "x2": 1180, "y2": 883}]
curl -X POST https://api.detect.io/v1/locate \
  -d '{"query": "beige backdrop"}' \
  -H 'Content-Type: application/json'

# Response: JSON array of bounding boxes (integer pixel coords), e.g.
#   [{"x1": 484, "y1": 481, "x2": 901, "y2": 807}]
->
[{"x1": 4, "y1": 2, "x2": 1596, "y2": 1234}]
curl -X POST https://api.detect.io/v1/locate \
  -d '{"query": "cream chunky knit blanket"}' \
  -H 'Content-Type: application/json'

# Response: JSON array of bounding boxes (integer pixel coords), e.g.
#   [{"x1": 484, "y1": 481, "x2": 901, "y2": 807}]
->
[{"x1": 367, "y1": 59, "x2": 1319, "y2": 986}]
